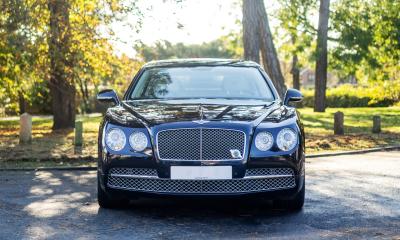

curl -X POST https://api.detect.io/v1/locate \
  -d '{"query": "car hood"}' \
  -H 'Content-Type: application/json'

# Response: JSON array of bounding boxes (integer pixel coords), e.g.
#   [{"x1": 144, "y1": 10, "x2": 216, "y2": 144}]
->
[{"x1": 113, "y1": 99, "x2": 278, "y2": 126}]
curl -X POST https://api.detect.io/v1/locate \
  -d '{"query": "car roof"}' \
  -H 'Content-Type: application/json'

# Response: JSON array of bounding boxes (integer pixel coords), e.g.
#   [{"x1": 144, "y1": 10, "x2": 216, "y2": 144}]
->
[{"x1": 142, "y1": 58, "x2": 260, "y2": 68}]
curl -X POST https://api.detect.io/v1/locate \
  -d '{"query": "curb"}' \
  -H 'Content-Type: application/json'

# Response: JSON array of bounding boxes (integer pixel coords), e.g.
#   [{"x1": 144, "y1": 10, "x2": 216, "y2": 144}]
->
[
  {"x1": 0, "y1": 166, "x2": 96, "y2": 171},
  {"x1": 1, "y1": 145, "x2": 399, "y2": 171},
  {"x1": 306, "y1": 145, "x2": 400, "y2": 158}
]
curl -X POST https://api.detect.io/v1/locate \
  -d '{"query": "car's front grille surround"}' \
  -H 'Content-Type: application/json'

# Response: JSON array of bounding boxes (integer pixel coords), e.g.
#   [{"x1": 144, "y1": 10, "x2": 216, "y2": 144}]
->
[
  {"x1": 107, "y1": 167, "x2": 296, "y2": 194},
  {"x1": 156, "y1": 128, "x2": 246, "y2": 161}
]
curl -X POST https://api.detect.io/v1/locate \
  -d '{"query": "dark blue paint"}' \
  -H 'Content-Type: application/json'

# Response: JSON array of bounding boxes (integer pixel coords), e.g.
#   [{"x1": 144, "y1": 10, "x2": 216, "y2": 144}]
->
[
  {"x1": 284, "y1": 88, "x2": 303, "y2": 106},
  {"x1": 97, "y1": 59, "x2": 305, "y2": 200}
]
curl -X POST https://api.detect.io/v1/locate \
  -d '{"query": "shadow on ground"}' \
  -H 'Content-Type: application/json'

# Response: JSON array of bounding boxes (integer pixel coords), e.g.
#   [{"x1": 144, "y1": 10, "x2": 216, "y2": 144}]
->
[{"x1": 0, "y1": 151, "x2": 399, "y2": 239}]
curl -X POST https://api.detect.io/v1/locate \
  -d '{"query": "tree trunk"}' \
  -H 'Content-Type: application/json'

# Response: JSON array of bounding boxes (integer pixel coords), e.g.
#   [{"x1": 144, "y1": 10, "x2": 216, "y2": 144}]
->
[
  {"x1": 48, "y1": 0, "x2": 75, "y2": 129},
  {"x1": 291, "y1": 54, "x2": 300, "y2": 90},
  {"x1": 83, "y1": 80, "x2": 91, "y2": 113},
  {"x1": 49, "y1": 82, "x2": 75, "y2": 129},
  {"x1": 256, "y1": 0, "x2": 287, "y2": 98},
  {"x1": 18, "y1": 91, "x2": 26, "y2": 114},
  {"x1": 242, "y1": 0, "x2": 260, "y2": 63},
  {"x1": 242, "y1": 0, "x2": 287, "y2": 98},
  {"x1": 314, "y1": 0, "x2": 330, "y2": 112},
  {"x1": 77, "y1": 76, "x2": 91, "y2": 114}
]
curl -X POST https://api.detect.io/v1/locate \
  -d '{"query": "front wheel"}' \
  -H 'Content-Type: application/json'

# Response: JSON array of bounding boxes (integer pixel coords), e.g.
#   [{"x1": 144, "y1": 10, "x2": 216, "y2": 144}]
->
[
  {"x1": 97, "y1": 174, "x2": 129, "y2": 209},
  {"x1": 274, "y1": 176, "x2": 305, "y2": 211}
]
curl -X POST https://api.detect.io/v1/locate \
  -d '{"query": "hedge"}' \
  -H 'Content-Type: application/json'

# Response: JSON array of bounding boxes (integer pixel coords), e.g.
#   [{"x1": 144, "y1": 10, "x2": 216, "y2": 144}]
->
[{"x1": 300, "y1": 84, "x2": 399, "y2": 108}]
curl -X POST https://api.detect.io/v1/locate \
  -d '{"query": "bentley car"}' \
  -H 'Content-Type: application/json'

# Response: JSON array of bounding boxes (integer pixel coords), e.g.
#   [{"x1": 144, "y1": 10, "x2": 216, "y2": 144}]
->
[{"x1": 97, "y1": 59, "x2": 305, "y2": 210}]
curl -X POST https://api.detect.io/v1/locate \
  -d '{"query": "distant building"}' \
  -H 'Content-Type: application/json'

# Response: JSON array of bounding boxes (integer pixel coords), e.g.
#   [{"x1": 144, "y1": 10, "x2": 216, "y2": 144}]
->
[{"x1": 299, "y1": 68, "x2": 341, "y2": 89}]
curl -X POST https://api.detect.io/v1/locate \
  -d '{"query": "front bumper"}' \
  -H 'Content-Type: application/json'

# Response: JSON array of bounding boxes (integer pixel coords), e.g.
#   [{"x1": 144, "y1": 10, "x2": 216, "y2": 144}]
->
[{"x1": 98, "y1": 151, "x2": 305, "y2": 198}]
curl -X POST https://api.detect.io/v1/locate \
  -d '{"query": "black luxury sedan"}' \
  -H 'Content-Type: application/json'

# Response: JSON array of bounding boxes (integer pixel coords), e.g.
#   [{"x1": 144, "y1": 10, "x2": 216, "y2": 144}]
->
[{"x1": 97, "y1": 58, "x2": 305, "y2": 210}]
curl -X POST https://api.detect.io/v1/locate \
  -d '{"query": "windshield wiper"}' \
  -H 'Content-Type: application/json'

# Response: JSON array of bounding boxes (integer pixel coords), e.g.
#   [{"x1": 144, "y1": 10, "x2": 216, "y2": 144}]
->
[{"x1": 213, "y1": 105, "x2": 235, "y2": 120}]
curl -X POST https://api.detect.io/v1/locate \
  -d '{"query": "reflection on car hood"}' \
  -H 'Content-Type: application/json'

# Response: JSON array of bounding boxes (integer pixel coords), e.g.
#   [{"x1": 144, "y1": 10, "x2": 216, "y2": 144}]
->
[{"x1": 121, "y1": 99, "x2": 277, "y2": 125}]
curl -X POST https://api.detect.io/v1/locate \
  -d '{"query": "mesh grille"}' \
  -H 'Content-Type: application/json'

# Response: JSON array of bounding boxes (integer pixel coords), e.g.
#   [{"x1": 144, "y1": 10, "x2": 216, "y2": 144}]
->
[
  {"x1": 157, "y1": 128, "x2": 245, "y2": 161},
  {"x1": 107, "y1": 167, "x2": 296, "y2": 194},
  {"x1": 201, "y1": 129, "x2": 245, "y2": 160},
  {"x1": 109, "y1": 168, "x2": 157, "y2": 176},
  {"x1": 107, "y1": 176, "x2": 295, "y2": 194},
  {"x1": 245, "y1": 168, "x2": 294, "y2": 177}
]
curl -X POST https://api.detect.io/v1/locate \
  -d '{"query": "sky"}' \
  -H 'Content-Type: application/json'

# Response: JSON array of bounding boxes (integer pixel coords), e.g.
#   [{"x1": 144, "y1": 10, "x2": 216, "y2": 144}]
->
[
  {"x1": 110, "y1": 0, "x2": 242, "y2": 57},
  {"x1": 109, "y1": 0, "x2": 297, "y2": 58}
]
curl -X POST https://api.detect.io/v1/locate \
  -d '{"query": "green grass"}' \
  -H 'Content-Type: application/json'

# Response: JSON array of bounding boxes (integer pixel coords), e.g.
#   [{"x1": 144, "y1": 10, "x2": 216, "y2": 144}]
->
[
  {"x1": 0, "y1": 115, "x2": 102, "y2": 131},
  {"x1": 0, "y1": 115, "x2": 102, "y2": 168},
  {"x1": 299, "y1": 107, "x2": 400, "y2": 135},
  {"x1": 298, "y1": 107, "x2": 400, "y2": 153},
  {"x1": 0, "y1": 107, "x2": 399, "y2": 168}
]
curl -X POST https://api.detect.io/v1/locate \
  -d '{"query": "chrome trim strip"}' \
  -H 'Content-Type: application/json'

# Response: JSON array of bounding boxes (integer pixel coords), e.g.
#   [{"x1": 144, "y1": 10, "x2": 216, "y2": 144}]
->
[
  {"x1": 109, "y1": 174, "x2": 158, "y2": 179},
  {"x1": 107, "y1": 184, "x2": 294, "y2": 194},
  {"x1": 199, "y1": 128, "x2": 203, "y2": 160},
  {"x1": 243, "y1": 174, "x2": 293, "y2": 179},
  {"x1": 155, "y1": 127, "x2": 247, "y2": 162},
  {"x1": 109, "y1": 174, "x2": 293, "y2": 180}
]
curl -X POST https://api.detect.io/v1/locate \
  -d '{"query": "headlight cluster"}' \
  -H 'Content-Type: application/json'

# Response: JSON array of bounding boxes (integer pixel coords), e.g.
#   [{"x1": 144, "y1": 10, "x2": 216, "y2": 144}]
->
[
  {"x1": 129, "y1": 131, "x2": 148, "y2": 152},
  {"x1": 255, "y1": 132, "x2": 274, "y2": 151},
  {"x1": 105, "y1": 128, "x2": 126, "y2": 151},
  {"x1": 105, "y1": 128, "x2": 148, "y2": 152},
  {"x1": 254, "y1": 128, "x2": 298, "y2": 152}
]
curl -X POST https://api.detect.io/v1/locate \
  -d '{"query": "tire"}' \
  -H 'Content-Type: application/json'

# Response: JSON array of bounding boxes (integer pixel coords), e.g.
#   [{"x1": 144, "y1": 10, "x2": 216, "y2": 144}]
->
[
  {"x1": 274, "y1": 176, "x2": 305, "y2": 211},
  {"x1": 97, "y1": 174, "x2": 129, "y2": 209}
]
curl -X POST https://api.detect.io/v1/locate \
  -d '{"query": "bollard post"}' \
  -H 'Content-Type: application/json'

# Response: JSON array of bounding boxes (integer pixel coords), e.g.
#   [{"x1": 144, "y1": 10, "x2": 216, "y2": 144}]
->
[
  {"x1": 19, "y1": 113, "x2": 32, "y2": 144},
  {"x1": 75, "y1": 120, "x2": 83, "y2": 147},
  {"x1": 372, "y1": 116, "x2": 381, "y2": 133},
  {"x1": 334, "y1": 111, "x2": 344, "y2": 135}
]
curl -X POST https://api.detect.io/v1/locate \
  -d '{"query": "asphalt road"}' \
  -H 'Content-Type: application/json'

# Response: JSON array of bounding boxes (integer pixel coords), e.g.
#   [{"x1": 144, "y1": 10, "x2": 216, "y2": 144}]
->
[{"x1": 0, "y1": 151, "x2": 399, "y2": 240}]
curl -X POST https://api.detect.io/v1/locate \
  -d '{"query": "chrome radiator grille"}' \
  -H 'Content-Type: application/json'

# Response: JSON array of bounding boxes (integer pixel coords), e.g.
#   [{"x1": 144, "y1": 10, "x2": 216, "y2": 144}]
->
[
  {"x1": 107, "y1": 167, "x2": 296, "y2": 194},
  {"x1": 157, "y1": 128, "x2": 245, "y2": 161}
]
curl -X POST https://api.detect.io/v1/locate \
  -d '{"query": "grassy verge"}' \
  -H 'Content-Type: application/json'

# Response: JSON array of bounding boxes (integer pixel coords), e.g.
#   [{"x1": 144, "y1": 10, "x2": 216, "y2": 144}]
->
[
  {"x1": 0, "y1": 107, "x2": 399, "y2": 168},
  {"x1": 0, "y1": 115, "x2": 101, "y2": 168},
  {"x1": 300, "y1": 107, "x2": 400, "y2": 153}
]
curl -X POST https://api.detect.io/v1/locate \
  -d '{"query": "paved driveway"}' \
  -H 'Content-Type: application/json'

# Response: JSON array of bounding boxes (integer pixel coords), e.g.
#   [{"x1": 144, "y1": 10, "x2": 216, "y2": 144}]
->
[{"x1": 0, "y1": 151, "x2": 399, "y2": 239}]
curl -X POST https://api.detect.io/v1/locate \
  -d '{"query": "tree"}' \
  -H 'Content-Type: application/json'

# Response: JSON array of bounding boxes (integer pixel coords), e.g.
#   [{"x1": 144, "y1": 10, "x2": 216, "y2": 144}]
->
[
  {"x1": 242, "y1": 0, "x2": 287, "y2": 98},
  {"x1": 257, "y1": 0, "x2": 287, "y2": 97},
  {"x1": 330, "y1": 0, "x2": 400, "y2": 83},
  {"x1": 0, "y1": 0, "x2": 50, "y2": 115},
  {"x1": 242, "y1": 0, "x2": 260, "y2": 63},
  {"x1": 1, "y1": 0, "x2": 143, "y2": 122},
  {"x1": 276, "y1": 0, "x2": 315, "y2": 90},
  {"x1": 314, "y1": 0, "x2": 330, "y2": 112},
  {"x1": 135, "y1": 38, "x2": 240, "y2": 62},
  {"x1": 48, "y1": 0, "x2": 75, "y2": 129}
]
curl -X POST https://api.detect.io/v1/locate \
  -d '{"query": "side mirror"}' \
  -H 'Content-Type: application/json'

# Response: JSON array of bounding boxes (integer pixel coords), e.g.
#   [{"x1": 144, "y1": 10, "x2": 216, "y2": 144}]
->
[
  {"x1": 283, "y1": 88, "x2": 303, "y2": 106},
  {"x1": 97, "y1": 89, "x2": 120, "y2": 105}
]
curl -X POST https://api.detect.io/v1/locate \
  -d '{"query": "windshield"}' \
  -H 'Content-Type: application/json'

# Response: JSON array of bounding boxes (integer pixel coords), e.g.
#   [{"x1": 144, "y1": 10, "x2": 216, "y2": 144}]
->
[{"x1": 129, "y1": 66, "x2": 275, "y2": 101}]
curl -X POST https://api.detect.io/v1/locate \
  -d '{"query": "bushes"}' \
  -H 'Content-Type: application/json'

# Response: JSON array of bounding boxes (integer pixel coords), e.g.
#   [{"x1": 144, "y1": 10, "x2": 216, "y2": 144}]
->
[{"x1": 301, "y1": 84, "x2": 398, "y2": 108}]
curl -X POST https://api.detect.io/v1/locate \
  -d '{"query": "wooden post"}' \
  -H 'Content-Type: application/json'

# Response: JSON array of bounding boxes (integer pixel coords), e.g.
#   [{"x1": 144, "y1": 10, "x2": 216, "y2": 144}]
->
[
  {"x1": 74, "y1": 120, "x2": 83, "y2": 146},
  {"x1": 372, "y1": 116, "x2": 381, "y2": 133},
  {"x1": 334, "y1": 111, "x2": 344, "y2": 135},
  {"x1": 19, "y1": 113, "x2": 32, "y2": 144}
]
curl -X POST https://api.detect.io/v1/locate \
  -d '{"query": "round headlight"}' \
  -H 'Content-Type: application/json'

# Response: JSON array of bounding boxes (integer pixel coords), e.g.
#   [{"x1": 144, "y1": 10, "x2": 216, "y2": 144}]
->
[
  {"x1": 106, "y1": 128, "x2": 126, "y2": 151},
  {"x1": 255, "y1": 131, "x2": 274, "y2": 151},
  {"x1": 129, "y1": 131, "x2": 148, "y2": 152},
  {"x1": 277, "y1": 128, "x2": 298, "y2": 151}
]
